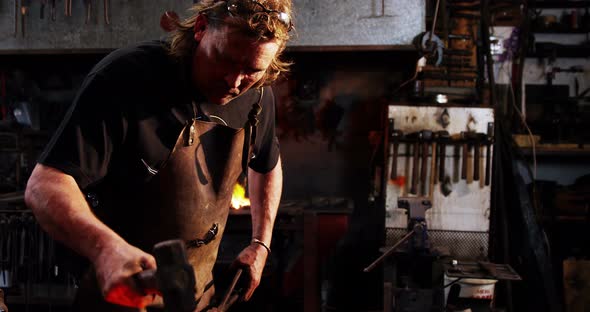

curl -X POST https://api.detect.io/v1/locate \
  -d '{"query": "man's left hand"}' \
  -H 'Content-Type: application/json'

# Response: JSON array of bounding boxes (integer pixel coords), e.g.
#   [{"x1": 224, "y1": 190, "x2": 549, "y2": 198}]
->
[{"x1": 231, "y1": 243, "x2": 269, "y2": 301}]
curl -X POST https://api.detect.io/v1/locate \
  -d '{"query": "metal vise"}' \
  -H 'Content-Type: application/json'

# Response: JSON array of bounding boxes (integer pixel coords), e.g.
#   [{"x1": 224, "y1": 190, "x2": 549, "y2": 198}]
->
[
  {"x1": 398, "y1": 197, "x2": 432, "y2": 252},
  {"x1": 363, "y1": 197, "x2": 433, "y2": 272}
]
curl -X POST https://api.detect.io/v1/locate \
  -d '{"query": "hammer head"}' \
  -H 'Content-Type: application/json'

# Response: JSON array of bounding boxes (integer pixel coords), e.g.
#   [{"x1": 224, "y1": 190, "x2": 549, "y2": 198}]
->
[
  {"x1": 435, "y1": 130, "x2": 450, "y2": 140},
  {"x1": 420, "y1": 130, "x2": 433, "y2": 141},
  {"x1": 391, "y1": 129, "x2": 404, "y2": 140},
  {"x1": 153, "y1": 240, "x2": 196, "y2": 312}
]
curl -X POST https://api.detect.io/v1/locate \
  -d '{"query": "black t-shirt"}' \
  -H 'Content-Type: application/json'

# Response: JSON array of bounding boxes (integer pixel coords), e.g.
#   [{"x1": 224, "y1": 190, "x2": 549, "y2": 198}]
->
[{"x1": 39, "y1": 40, "x2": 280, "y2": 190}]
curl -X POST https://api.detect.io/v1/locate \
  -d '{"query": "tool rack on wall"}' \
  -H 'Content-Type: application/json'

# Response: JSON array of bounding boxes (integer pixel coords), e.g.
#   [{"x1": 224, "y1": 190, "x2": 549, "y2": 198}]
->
[{"x1": 0, "y1": 206, "x2": 77, "y2": 310}]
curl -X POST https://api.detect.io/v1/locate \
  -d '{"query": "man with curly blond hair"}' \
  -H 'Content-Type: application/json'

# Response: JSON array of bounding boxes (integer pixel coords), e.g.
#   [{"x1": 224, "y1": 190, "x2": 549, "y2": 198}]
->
[{"x1": 25, "y1": 0, "x2": 293, "y2": 311}]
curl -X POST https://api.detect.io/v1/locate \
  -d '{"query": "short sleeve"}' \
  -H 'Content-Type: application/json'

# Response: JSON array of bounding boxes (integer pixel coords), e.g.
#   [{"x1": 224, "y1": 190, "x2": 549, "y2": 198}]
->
[
  {"x1": 248, "y1": 86, "x2": 280, "y2": 173},
  {"x1": 38, "y1": 73, "x2": 126, "y2": 189}
]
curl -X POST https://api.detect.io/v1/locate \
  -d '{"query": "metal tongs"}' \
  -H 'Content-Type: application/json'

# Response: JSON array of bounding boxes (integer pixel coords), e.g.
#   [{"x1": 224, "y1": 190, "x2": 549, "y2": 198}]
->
[{"x1": 217, "y1": 268, "x2": 243, "y2": 312}]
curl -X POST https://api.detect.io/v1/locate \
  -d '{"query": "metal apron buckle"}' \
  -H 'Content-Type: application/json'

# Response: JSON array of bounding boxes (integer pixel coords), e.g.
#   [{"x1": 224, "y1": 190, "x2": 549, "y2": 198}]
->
[{"x1": 186, "y1": 223, "x2": 218, "y2": 248}]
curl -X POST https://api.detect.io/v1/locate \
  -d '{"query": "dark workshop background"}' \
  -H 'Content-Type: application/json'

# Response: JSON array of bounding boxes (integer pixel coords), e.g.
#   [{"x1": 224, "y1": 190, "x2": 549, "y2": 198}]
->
[{"x1": 1, "y1": 1, "x2": 589, "y2": 312}]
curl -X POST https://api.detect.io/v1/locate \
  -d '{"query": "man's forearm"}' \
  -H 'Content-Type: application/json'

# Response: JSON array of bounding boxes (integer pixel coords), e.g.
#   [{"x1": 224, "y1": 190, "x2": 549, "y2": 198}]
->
[
  {"x1": 247, "y1": 156, "x2": 283, "y2": 246},
  {"x1": 25, "y1": 164, "x2": 125, "y2": 262}
]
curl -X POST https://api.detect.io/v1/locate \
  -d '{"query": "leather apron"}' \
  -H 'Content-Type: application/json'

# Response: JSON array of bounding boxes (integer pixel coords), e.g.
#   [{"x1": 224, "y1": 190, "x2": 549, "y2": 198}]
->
[{"x1": 72, "y1": 91, "x2": 263, "y2": 312}]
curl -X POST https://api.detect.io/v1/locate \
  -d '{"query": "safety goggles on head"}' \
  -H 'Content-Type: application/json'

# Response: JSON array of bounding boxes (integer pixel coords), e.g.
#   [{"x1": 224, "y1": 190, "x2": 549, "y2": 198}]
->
[{"x1": 226, "y1": 0, "x2": 293, "y2": 31}]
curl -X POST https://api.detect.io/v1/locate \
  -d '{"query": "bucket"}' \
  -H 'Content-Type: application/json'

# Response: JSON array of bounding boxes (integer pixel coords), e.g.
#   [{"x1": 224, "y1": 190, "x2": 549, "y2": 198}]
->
[{"x1": 444, "y1": 275, "x2": 497, "y2": 304}]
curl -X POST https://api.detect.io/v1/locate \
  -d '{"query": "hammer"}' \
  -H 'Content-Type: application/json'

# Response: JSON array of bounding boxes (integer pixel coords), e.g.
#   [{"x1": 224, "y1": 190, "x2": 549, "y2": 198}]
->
[
  {"x1": 436, "y1": 131, "x2": 450, "y2": 183},
  {"x1": 460, "y1": 132, "x2": 470, "y2": 181},
  {"x1": 419, "y1": 130, "x2": 433, "y2": 196},
  {"x1": 133, "y1": 240, "x2": 196, "y2": 312},
  {"x1": 389, "y1": 128, "x2": 404, "y2": 180},
  {"x1": 459, "y1": 131, "x2": 480, "y2": 182},
  {"x1": 472, "y1": 133, "x2": 487, "y2": 182},
  {"x1": 405, "y1": 131, "x2": 423, "y2": 195}
]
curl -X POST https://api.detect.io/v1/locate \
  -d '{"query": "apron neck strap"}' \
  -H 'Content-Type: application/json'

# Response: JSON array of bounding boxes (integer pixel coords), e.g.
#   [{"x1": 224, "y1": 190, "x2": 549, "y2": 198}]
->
[{"x1": 241, "y1": 87, "x2": 264, "y2": 175}]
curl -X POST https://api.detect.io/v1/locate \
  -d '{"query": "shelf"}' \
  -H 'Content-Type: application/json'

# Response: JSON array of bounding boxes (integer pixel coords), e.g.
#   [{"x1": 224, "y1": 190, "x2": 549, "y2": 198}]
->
[
  {"x1": 520, "y1": 145, "x2": 590, "y2": 157},
  {"x1": 530, "y1": 1, "x2": 590, "y2": 9},
  {"x1": 543, "y1": 215, "x2": 589, "y2": 223},
  {"x1": 532, "y1": 29, "x2": 590, "y2": 33},
  {"x1": 527, "y1": 43, "x2": 590, "y2": 58}
]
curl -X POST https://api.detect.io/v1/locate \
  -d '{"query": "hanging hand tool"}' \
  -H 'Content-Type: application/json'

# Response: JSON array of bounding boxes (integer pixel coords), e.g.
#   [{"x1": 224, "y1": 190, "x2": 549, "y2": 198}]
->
[
  {"x1": 103, "y1": 0, "x2": 110, "y2": 24},
  {"x1": 14, "y1": 0, "x2": 19, "y2": 37},
  {"x1": 436, "y1": 131, "x2": 450, "y2": 183},
  {"x1": 84, "y1": 0, "x2": 92, "y2": 24},
  {"x1": 406, "y1": 131, "x2": 422, "y2": 195},
  {"x1": 473, "y1": 134, "x2": 484, "y2": 181},
  {"x1": 460, "y1": 132, "x2": 469, "y2": 180},
  {"x1": 20, "y1": 0, "x2": 30, "y2": 38},
  {"x1": 485, "y1": 123, "x2": 494, "y2": 186},
  {"x1": 420, "y1": 130, "x2": 433, "y2": 196},
  {"x1": 50, "y1": 0, "x2": 56, "y2": 21},
  {"x1": 471, "y1": 133, "x2": 487, "y2": 181},
  {"x1": 40, "y1": 0, "x2": 47, "y2": 19},
  {"x1": 389, "y1": 119, "x2": 404, "y2": 180},
  {"x1": 65, "y1": 0, "x2": 72, "y2": 17},
  {"x1": 429, "y1": 133, "x2": 438, "y2": 197},
  {"x1": 460, "y1": 132, "x2": 483, "y2": 182}
]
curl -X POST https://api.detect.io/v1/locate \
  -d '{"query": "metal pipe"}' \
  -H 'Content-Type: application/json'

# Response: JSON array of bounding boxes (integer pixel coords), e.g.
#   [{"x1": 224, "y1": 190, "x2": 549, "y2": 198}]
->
[{"x1": 363, "y1": 229, "x2": 415, "y2": 272}]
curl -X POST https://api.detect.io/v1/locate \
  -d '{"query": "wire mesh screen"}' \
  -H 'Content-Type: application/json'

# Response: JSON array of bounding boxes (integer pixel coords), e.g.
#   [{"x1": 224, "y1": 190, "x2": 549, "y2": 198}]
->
[{"x1": 386, "y1": 228, "x2": 489, "y2": 260}]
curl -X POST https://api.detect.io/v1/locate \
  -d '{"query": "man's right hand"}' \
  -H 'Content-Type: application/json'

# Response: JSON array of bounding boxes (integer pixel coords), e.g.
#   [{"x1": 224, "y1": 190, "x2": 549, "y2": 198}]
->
[{"x1": 93, "y1": 239, "x2": 159, "y2": 308}]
